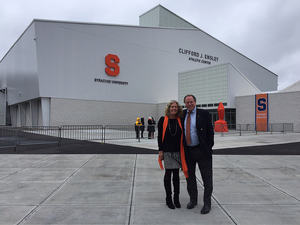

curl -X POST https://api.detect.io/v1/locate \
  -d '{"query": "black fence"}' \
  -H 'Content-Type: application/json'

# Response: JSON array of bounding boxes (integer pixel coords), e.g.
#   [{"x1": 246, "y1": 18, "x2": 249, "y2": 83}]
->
[
  {"x1": 0, "y1": 123, "x2": 294, "y2": 150},
  {"x1": 216, "y1": 123, "x2": 294, "y2": 136}
]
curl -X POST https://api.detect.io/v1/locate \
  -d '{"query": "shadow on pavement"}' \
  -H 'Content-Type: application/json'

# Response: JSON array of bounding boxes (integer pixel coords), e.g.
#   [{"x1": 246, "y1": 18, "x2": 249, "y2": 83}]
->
[
  {"x1": 0, "y1": 140, "x2": 158, "y2": 154},
  {"x1": 0, "y1": 139, "x2": 300, "y2": 155},
  {"x1": 213, "y1": 141, "x2": 300, "y2": 155}
]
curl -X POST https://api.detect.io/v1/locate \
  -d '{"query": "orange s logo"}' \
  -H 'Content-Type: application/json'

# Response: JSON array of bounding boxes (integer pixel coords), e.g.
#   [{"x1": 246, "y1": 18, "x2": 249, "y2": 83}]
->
[{"x1": 105, "y1": 54, "x2": 120, "y2": 76}]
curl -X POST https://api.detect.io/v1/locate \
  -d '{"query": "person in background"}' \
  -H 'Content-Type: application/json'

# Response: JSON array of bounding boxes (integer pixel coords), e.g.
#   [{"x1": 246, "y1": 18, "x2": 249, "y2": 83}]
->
[
  {"x1": 152, "y1": 117, "x2": 156, "y2": 125},
  {"x1": 147, "y1": 117, "x2": 154, "y2": 139},
  {"x1": 140, "y1": 117, "x2": 145, "y2": 138},
  {"x1": 183, "y1": 94, "x2": 214, "y2": 214},
  {"x1": 135, "y1": 117, "x2": 142, "y2": 139},
  {"x1": 157, "y1": 100, "x2": 188, "y2": 209},
  {"x1": 151, "y1": 117, "x2": 156, "y2": 139}
]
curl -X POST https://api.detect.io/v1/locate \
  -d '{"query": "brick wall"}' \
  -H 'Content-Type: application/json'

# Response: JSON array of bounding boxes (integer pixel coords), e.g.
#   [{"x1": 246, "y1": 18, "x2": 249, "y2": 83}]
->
[{"x1": 50, "y1": 98, "x2": 159, "y2": 126}]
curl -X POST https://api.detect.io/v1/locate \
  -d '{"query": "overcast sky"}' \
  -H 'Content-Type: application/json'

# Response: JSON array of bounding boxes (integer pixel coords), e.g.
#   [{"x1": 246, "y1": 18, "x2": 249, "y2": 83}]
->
[{"x1": 1, "y1": 0, "x2": 299, "y2": 90}]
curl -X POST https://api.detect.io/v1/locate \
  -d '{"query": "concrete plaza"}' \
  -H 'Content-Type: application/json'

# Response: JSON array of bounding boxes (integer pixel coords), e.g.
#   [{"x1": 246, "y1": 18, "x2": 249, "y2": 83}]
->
[{"x1": 0, "y1": 132, "x2": 300, "y2": 224}]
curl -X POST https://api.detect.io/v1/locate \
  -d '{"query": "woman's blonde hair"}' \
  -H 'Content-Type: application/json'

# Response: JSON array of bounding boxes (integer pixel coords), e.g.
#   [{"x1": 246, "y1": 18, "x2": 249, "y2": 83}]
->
[{"x1": 164, "y1": 100, "x2": 183, "y2": 118}]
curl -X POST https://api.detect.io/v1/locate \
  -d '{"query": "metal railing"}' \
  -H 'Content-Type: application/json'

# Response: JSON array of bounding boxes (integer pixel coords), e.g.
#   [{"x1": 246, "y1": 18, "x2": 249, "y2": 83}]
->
[
  {"x1": 0, "y1": 127, "x2": 18, "y2": 148},
  {"x1": 214, "y1": 123, "x2": 294, "y2": 136},
  {"x1": 103, "y1": 125, "x2": 154, "y2": 142},
  {"x1": 60, "y1": 125, "x2": 103, "y2": 140},
  {"x1": 0, "y1": 123, "x2": 293, "y2": 150},
  {"x1": 17, "y1": 126, "x2": 60, "y2": 146},
  {"x1": 59, "y1": 125, "x2": 104, "y2": 146}
]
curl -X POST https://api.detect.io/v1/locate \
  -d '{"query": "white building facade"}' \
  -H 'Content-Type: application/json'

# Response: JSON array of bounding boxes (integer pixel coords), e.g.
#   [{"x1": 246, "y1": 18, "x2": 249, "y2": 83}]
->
[{"x1": 0, "y1": 5, "x2": 280, "y2": 127}]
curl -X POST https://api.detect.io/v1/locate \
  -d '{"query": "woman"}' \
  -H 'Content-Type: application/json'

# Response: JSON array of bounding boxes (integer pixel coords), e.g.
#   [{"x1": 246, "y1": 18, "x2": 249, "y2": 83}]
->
[
  {"x1": 147, "y1": 117, "x2": 154, "y2": 139},
  {"x1": 151, "y1": 117, "x2": 156, "y2": 139},
  {"x1": 157, "y1": 100, "x2": 188, "y2": 209}
]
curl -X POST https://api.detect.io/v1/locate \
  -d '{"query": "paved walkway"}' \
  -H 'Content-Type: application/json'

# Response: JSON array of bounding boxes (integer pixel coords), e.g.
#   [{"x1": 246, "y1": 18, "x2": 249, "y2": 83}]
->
[{"x1": 0, "y1": 132, "x2": 300, "y2": 224}]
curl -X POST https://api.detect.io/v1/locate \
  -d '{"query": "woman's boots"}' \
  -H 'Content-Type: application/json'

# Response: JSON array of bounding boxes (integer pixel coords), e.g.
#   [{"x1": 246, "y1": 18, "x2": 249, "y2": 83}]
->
[
  {"x1": 173, "y1": 178, "x2": 181, "y2": 208},
  {"x1": 164, "y1": 179, "x2": 181, "y2": 209},
  {"x1": 164, "y1": 180, "x2": 175, "y2": 209}
]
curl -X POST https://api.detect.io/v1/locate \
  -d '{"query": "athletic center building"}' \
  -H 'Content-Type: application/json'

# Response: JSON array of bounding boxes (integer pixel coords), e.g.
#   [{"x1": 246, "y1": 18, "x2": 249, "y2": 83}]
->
[{"x1": 0, "y1": 5, "x2": 299, "y2": 131}]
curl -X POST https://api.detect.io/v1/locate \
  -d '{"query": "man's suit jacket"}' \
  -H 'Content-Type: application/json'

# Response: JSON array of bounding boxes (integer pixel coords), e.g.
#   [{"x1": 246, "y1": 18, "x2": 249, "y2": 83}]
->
[{"x1": 183, "y1": 108, "x2": 214, "y2": 158}]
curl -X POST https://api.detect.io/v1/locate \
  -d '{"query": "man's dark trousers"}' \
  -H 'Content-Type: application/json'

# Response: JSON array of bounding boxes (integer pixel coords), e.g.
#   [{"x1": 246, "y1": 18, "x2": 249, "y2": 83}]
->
[{"x1": 186, "y1": 146, "x2": 213, "y2": 206}]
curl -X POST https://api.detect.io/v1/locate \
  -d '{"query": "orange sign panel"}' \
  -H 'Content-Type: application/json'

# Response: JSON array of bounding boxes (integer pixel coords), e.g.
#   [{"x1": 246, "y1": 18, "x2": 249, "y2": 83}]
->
[{"x1": 255, "y1": 94, "x2": 268, "y2": 131}]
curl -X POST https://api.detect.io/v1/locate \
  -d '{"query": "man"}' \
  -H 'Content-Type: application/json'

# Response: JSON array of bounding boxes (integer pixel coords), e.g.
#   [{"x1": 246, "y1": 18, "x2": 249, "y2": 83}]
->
[{"x1": 183, "y1": 94, "x2": 214, "y2": 214}]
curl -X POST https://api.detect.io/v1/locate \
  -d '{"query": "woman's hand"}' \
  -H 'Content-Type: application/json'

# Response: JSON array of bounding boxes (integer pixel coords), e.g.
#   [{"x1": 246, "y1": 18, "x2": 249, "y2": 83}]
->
[{"x1": 159, "y1": 151, "x2": 164, "y2": 160}]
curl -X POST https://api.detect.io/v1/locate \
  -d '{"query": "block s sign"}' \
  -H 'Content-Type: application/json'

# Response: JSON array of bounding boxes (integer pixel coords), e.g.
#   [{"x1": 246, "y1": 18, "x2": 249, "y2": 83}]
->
[
  {"x1": 105, "y1": 54, "x2": 120, "y2": 76},
  {"x1": 257, "y1": 98, "x2": 267, "y2": 111},
  {"x1": 255, "y1": 93, "x2": 268, "y2": 131}
]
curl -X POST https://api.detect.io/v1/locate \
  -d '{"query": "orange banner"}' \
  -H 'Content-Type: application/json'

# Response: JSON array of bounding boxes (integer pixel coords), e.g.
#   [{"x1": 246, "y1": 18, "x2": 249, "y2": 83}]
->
[{"x1": 255, "y1": 94, "x2": 268, "y2": 131}]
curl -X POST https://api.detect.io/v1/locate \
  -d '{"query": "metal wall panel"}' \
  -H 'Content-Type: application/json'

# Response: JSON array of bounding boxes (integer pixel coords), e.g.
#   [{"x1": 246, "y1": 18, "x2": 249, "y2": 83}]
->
[
  {"x1": 0, "y1": 19, "x2": 279, "y2": 126},
  {"x1": 0, "y1": 23, "x2": 39, "y2": 105},
  {"x1": 31, "y1": 20, "x2": 278, "y2": 104}
]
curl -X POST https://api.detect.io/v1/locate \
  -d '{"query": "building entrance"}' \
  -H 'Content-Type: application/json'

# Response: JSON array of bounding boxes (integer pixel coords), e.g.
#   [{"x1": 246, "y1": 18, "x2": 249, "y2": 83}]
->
[
  {"x1": 208, "y1": 108, "x2": 236, "y2": 129},
  {"x1": 211, "y1": 112, "x2": 218, "y2": 124}
]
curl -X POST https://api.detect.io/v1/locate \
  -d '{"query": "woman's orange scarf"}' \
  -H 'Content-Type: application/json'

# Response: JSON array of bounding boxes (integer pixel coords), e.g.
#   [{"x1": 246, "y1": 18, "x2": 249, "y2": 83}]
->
[{"x1": 158, "y1": 115, "x2": 189, "y2": 178}]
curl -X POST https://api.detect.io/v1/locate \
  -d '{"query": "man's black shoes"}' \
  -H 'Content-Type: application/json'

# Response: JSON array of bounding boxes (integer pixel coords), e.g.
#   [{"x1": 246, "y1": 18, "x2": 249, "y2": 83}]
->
[
  {"x1": 200, "y1": 204, "x2": 211, "y2": 214},
  {"x1": 187, "y1": 202, "x2": 211, "y2": 214},
  {"x1": 187, "y1": 202, "x2": 197, "y2": 209}
]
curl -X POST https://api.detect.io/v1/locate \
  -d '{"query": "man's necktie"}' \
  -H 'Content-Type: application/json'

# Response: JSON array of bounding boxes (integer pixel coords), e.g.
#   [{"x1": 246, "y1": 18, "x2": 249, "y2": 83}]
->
[{"x1": 186, "y1": 111, "x2": 191, "y2": 145}]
